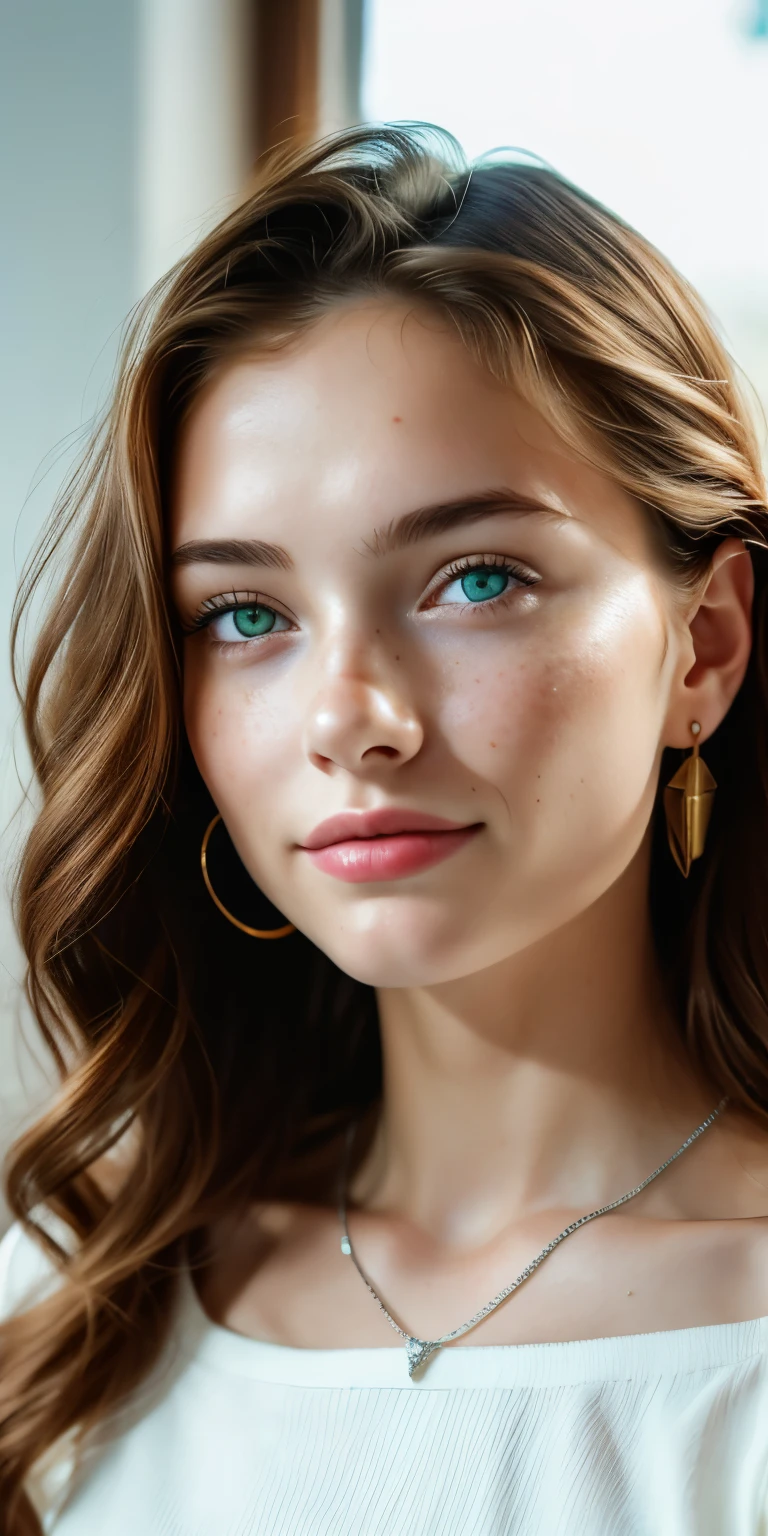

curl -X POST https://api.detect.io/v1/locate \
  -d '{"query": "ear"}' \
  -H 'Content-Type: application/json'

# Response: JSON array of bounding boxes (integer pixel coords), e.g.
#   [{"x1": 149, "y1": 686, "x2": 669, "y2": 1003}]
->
[{"x1": 666, "y1": 536, "x2": 754, "y2": 749}]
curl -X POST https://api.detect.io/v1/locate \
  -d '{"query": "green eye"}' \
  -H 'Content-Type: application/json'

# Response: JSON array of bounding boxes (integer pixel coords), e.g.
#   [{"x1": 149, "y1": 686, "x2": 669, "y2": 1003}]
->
[
  {"x1": 233, "y1": 605, "x2": 276, "y2": 637},
  {"x1": 203, "y1": 601, "x2": 291, "y2": 644},
  {"x1": 460, "y1": 569, "x2": 509, "y2": 602}
]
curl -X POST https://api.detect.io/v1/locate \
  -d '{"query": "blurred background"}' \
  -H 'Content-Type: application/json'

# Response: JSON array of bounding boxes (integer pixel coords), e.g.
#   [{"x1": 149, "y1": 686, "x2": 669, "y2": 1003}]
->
[{"x1": 1, "y1": 0, "x2": 767, "y2": 1230}]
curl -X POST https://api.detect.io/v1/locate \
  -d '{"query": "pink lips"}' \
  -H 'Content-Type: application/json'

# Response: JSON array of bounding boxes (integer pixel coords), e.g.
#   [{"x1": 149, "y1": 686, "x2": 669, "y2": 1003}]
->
[{"x1": 299, "y1": 808, "x2": 482, "y2": 884}]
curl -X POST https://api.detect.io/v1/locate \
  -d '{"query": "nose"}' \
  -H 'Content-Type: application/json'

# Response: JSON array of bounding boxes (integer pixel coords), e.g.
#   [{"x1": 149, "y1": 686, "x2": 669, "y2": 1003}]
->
[{"x1": 304, "y1": 671, "x2": 424, "y2": 775}]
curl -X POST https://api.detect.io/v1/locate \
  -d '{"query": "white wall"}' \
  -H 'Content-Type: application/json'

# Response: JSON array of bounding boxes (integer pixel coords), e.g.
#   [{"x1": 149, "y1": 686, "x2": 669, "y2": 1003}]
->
[
  {"x1": 363, "y1": 0, "x2": 768, "y2": 421},
  {"x1": 0, "y1": 0, "x2": 140, "y2": 1208},
  {"x1": 137, "y1": 0, "x2": 253, "y2": 292}
]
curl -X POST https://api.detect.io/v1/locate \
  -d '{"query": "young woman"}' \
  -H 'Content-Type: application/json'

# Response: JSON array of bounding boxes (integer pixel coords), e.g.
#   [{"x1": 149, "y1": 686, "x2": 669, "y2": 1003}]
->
[{"x1": 1, "y1": 121, "x2": 768, "y2": 1534}]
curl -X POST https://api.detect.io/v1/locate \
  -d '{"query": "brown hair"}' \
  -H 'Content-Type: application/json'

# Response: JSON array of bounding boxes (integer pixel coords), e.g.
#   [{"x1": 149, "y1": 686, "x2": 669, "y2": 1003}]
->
[{"x1": 2, "y1": 121, "x2": 767, "y2": 1530}]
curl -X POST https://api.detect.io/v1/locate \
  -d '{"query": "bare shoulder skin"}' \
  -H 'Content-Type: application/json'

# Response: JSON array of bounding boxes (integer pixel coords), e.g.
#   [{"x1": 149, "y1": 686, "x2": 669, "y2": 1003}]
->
[{"x1": 168, "y1": 297, "x2": 758, "y2": 1351}]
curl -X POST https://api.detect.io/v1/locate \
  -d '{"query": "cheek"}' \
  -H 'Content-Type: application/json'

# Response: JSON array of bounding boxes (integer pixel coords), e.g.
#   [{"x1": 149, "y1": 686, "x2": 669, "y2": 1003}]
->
[
  {"x1": 183, "y1": 658, "x2": 294, "y2": 823},
  {"x1": 436, "y1": 603, "x2": 665, "y2": 826},
  {"x1": 532, "y1": 617, "x2": 666, "y2": 852}
]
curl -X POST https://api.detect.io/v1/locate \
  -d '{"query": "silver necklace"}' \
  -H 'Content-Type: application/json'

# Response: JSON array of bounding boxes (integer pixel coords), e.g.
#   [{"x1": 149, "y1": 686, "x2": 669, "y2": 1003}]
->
[{"x1": 337, "y1": 1097, "x2": 728, "y2": 1378}]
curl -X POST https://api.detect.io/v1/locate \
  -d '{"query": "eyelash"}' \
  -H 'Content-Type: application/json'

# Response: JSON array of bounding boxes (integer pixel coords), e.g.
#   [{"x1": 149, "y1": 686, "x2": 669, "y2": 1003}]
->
[
  {"x1": 428, "y1": 554, "x2": 539, "y2": 607},
  {"x1": 184, "y1": 556, "x2": 540, "y2": 645}
]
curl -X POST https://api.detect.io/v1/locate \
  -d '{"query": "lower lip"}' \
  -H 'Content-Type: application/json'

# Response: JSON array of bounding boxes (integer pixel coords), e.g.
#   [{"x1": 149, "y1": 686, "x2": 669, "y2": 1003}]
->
[{"x1": 303, "y1": 826, "x2": 481, "y2": 884}]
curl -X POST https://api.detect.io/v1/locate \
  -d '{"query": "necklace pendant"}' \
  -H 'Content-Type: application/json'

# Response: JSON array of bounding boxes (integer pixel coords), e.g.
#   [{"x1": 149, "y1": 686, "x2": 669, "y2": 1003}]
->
[{"x1": 405, "y1": 1336, "x2": 441, "y2": 1378}]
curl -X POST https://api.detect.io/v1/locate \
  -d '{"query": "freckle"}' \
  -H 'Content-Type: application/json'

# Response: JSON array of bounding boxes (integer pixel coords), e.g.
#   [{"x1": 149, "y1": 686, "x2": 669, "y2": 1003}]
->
[
  {"x1": 489, "y1": 742, "x2": 497, "y2": 748},
  {"x1": 471, "y1": 786, "x2": 476, "y2": 792},
  {"x1": 536, "y1": 798, "x2": 540, "y2": 803},
  {"x1": 394, "y1": 654, "x2": 400, "y2": 661}
]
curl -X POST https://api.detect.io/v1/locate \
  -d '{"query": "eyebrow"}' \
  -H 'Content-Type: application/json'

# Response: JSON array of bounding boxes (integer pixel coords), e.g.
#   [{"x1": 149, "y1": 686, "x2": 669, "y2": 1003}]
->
[
  {"x1": 170, "y1": 488, "x2": 566, "y2": 571},
  {"x1": 170, "y1": 538, "x2": 293, "y2": 571},
  {"x1": 363, "y1": 487, "x2": 567, "y2": 556}
]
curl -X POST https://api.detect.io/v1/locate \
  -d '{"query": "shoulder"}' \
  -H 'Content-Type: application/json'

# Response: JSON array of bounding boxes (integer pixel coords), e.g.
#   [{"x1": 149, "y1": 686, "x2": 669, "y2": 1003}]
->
[
  {"x1": 713, "y1": 1112, "x2": 768, "y2": 1299},
  {"x1": 197, "y1": 1200, "x2": 342, "y2": 1340},
  {"x1": 691, "y1": 1107, "x2": 768, "y2": 1321},
  {"x1": 737, "y1": 1214, "x2": 768, "y2": 1318}
]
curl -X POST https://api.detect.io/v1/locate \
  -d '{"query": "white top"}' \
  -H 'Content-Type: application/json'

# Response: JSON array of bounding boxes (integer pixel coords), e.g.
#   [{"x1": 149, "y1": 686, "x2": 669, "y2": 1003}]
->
[{"x1": 4, "y1": 1215, "x2": 768, "y2": 1535}]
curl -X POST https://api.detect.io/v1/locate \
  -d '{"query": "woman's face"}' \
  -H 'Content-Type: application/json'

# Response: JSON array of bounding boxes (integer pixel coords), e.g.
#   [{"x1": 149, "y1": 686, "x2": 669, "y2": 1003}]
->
[{"x1": 170, "y1": 298, "x2": 690, "y2": 987}]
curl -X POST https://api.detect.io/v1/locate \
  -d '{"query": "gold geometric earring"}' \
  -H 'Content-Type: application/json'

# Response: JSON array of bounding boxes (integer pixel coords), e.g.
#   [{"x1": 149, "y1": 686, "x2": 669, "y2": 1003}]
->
[
  {"x1": 200, "y1": 812, "x2": 295, "y2": 938},
  {"x1": 663, "y1": 721, "x2": 717, "y2": 878}
]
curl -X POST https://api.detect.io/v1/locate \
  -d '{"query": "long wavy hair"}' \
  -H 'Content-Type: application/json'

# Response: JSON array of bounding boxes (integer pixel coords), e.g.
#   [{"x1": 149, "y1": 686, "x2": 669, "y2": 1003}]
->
[{"x1": 2, "y1": 121, "x2": 768, "y2": 1530}]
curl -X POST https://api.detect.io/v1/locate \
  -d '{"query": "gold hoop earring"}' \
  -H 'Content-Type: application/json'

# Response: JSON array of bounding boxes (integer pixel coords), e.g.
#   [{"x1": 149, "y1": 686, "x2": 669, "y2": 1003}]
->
[
  {"x1": 200, "y1": 813, "x2": 295, "y2": 939},
  {"x1": 663, "y1": 721, "x2": 717, "y2": 878}
]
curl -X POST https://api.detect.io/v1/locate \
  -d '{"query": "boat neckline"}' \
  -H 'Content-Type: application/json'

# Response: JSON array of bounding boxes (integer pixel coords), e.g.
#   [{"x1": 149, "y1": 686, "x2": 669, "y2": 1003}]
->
[{"x1": 174, "y1": 1260, "x2": 768, "y2": 1389}]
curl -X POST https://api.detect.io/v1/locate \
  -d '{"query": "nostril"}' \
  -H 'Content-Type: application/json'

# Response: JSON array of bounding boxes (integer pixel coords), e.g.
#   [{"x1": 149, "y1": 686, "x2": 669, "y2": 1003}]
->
[
  {"x1": 309, "y1": 751, "x2": 335, "y2": 772},
  {"x1": 361, "y1": 744, "x2": 400, "y2": 760}
]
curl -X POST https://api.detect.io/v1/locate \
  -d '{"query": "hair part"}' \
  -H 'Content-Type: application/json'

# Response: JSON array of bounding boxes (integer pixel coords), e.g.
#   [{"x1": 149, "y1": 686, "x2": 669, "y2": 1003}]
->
[{"x1": 2, "y1": 121, "x2": 768, "y2": 1529}]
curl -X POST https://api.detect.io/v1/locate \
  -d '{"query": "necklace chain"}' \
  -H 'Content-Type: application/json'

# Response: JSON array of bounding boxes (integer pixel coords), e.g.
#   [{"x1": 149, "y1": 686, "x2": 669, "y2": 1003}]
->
[{"x1": 337, "y1": 1097, "x2": 729, "y2": 1376}]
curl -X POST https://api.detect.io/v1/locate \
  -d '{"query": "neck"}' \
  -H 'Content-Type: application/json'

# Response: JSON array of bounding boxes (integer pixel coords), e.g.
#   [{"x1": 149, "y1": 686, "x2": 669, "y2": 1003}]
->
[{"x1": 350, "y1": 841, "x2": 716, "y2": 1248}]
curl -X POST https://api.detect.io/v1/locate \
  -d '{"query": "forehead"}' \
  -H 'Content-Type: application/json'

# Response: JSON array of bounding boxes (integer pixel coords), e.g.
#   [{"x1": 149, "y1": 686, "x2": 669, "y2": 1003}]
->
[{"x1": 169, "y1": 297, "x2": 650, "y2": 564}]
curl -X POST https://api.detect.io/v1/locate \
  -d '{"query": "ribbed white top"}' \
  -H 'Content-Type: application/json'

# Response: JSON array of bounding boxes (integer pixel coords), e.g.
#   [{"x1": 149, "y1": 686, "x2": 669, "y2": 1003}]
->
[{"x1": 4, "y1": 1218, "x2": 768, "y2": 1534}]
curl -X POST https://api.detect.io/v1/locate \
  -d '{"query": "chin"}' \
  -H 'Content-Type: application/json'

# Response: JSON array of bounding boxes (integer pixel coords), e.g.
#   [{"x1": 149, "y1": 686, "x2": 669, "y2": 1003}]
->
[
  {"x1": 302, "y1": 905, "x2": 497, "y2": 989},
  {"x1": 324, "y1": 948, "x2": 458, "y2": 989}
]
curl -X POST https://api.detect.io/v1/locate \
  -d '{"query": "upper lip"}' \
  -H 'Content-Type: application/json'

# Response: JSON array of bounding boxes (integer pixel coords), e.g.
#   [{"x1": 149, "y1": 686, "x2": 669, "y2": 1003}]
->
[{"x1": 301, "y1": 808, "x2": 477, "y2": 850}]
